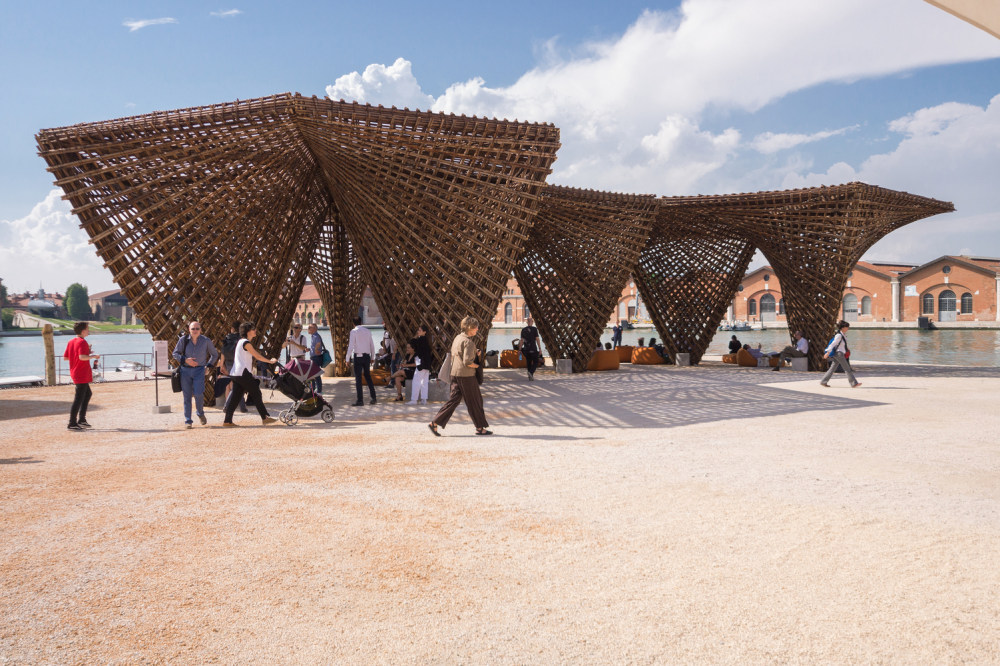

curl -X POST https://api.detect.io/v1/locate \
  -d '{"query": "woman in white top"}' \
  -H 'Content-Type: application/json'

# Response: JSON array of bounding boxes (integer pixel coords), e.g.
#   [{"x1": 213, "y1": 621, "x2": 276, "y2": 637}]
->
[
  {"x1": 224, "y1": 322, "x2": 279, "y2": 426},
  {"x1": 820, "y1": 320, "x2": 861, "y2": 388}
]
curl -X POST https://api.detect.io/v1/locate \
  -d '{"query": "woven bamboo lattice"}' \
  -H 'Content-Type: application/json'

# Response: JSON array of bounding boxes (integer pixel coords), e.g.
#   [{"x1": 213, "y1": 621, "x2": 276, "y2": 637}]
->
[
  {"x1": 289, "y1": 95, "x2": 561, "y2": 368},
  {"x1": 514, "y1": 186, "x2": 656, "y2": 372},
  {"x1": 35, "y1": 95, "x2": 330, "y2": 355},
  {"x1": 658, "y1": 183, "x2": 954, "y2": 369},
  {"x1": 36, "y1": 94, "x2": 561, "y2": 370},
  {"x1": 634, "y1": 210, "x2": 756, "y2": 365},
  {"x1": 308, "y1": 208, "x2": 366, "y2": 377}
]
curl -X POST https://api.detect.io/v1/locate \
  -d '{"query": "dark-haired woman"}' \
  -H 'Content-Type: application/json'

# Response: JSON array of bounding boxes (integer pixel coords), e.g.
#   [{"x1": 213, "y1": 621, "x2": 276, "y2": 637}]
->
[
  {"x1": 408, "y1": 324, "x2": 433, "y2": 405},
  {"x1": 223, "y1": 322, "x2": 279, "y2": 426},
  {"x1": 820, "y1": 320, "x2": 861, "y2": 388}
]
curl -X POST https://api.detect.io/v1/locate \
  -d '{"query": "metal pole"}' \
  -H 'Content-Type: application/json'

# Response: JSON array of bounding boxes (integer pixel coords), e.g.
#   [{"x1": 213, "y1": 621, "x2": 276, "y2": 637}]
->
[{"x1": 42, "y1": 324, "x2": 56, "y2": 386}]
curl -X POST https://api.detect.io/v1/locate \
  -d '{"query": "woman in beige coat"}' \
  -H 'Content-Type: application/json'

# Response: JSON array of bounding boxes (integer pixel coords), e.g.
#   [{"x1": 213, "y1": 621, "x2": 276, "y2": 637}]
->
[{"x1": 428, "y1": 316, "x2": 492, "y2": 436}]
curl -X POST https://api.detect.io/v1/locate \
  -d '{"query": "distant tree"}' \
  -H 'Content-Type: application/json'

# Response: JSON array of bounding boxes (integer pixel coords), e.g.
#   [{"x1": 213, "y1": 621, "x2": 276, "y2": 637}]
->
[
  {"x1": 64, "y1": 283, "x2": 93, "y2": 320},
  {"x1": 0, "y1": 282, "x2": 7, "y2": 308}
]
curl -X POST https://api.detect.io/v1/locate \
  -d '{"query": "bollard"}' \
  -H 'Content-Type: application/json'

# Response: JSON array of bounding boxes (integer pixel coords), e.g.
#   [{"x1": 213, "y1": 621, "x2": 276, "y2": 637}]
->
[
  {"x1": 43, "y1": 324, "x2": 56, "y2": 385},
  {"x1": 556, "y1": 359, "x2": 573, "y2": 374},
  {"x1": 675, "y1": 353, "x2": 691, "y2": 367}
]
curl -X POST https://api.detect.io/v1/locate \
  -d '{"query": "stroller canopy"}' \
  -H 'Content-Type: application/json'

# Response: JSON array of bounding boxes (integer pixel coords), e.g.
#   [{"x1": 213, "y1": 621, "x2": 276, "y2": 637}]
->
[{"x1": 284, "y1": 357, "x2": 323, "y2": 382}]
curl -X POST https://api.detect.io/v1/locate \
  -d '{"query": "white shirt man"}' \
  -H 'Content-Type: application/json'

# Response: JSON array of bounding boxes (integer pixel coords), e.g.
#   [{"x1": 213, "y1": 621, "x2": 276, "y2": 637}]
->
[
  {"x1": 347, "y1": 318, "x2": 377, "y2": 405},
  {"x1": 774, "y1": 330, "x2": 809, "y2": 371}
]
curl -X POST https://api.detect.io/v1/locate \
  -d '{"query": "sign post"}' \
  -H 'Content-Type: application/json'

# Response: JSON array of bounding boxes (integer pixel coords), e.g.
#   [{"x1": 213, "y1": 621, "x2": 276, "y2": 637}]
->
[{"x1": 151, "y1": 340, "x2": 171, "y2": 413}]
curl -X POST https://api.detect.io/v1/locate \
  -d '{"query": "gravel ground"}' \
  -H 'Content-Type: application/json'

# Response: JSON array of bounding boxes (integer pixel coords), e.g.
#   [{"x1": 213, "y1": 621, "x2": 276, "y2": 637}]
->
[{"x1": 2, "y1": 364, "x2": 999, "y2": 664}]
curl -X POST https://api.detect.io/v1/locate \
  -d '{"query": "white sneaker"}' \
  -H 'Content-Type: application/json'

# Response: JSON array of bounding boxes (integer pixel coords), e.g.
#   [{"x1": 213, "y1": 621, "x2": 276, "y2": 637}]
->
[
  {"x1": 420, "y1": 400, "x2": 427, "y2": 405},
  {"x1": 406, "y1": 401, "x2": 418, "y2": 405}
]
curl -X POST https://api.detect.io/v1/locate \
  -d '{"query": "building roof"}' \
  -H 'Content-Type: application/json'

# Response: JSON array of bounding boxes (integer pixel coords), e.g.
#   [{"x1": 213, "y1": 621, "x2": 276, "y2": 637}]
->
[
  {"x1": 860, "y1": 261, "x2": 917, "y2": 276},
  {"x1": 90, "y1": 288, "x2": 122, "y2": 299},
  {"x1": 299, "y1": 283, "x2": 320, "y2": 301},
  {"x1": 903, "y1": 254, "x2": 1000, "y2": 278}
]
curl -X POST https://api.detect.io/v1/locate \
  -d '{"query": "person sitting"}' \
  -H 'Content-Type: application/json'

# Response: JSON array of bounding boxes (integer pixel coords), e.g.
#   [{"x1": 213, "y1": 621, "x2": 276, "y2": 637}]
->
[
  {"x1": 390, "y1": 343, "x2": 416, "y2": 402},
  {"x1": 604, "y1": 342, "x2": 613, "y2": 350},
  {"x1": 745, "y1": 343, "x2": 765, "y2": 360},
  {"x1": 772, "y1": 330, "x2": 808, "y2": 371},
  {"x1": 637, "y1": 336, "x2": 645, "y2": 348},
  {"x1": 511, "y1": 339, "x2": 520, "y2": 351},
  {"x1": 374, "y1": 340, "x2": 392, "y2": 370},
  {"x1": 648, "y1": 337, "x2": 666, "y2": 358},
  {"x1": 728, "y1": 334, "x2": 742, "y2": 354}
]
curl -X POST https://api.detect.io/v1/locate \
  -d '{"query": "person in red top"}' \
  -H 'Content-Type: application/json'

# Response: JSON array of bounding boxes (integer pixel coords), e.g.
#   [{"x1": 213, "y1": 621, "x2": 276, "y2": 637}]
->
[{"x1": 64, "y1": 321, "x2": 99, "y2": 431}]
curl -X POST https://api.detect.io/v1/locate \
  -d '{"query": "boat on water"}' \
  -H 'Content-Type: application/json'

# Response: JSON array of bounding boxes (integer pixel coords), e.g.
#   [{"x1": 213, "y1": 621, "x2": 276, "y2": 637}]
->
[
  {"x1": 718, "y1": 321, "x2": 752, "y2": 332},
  {"x1": 116, "y1": 359, "x2": 150, "y2": 372}
]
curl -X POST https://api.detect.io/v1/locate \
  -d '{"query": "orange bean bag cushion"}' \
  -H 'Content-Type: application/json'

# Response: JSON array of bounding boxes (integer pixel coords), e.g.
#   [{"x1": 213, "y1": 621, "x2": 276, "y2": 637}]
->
[
  {"x1": 586, "y1": 349, "x2": 620, "y2": 371},
  {"x1": 736, "y1": 348, "x2": 757, "y2": 367},
  {"x1": 722, "y1": 353, "x2": 737, "y2": 364},
  {"x1": 362, "y1": 368, "x2": 391, "y2": 386},
  {"x1": 500, "y1": 349, "x2": 527, "y2": 368},
  {"x1": 617, "y1": 345, "x2": 634, "y2": 363},
  {"x1": 631, "y1": 347, "x2": 664, "y2": 365}
]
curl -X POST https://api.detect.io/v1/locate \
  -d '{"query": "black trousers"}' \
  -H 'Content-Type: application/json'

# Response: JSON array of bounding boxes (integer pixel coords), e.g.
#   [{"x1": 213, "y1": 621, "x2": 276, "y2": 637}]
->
[
  {"x1": 224, "y1": 370, "x2": 269, "y2": 422},
  {"x1": 524, "y1": 351, "x2": 540, "y2": 376},
  {"x1": 354, "y1": 354, "x2": 375, "y2": 401},
  {"x1": 433, "y1": 376, "x2": 489, "y2": 430},
  {"x1": 70, "y1": 382, "x2": 92, "y2": 425}
]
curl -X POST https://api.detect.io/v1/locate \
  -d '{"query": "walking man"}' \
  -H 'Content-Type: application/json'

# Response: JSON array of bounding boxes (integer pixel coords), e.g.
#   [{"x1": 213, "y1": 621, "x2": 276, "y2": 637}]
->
[
  {"x1": 347, "y1": 317, "x2": 377, "y2": 405},
  {"x1": 65, "y1": 321, "x2": 99, "y2": 431},
  {"x1": 519, "y1": 316, "x2": 541, "y2": 381},
  {"x1": 172, "y1": 320, "x2": 219, "y2": 428}
]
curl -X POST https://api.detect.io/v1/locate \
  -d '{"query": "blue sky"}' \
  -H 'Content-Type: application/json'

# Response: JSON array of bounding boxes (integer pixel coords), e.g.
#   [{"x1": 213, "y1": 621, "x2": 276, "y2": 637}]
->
[{"x1": 1, "y1": 0, "x2": 999, "y2": 293}]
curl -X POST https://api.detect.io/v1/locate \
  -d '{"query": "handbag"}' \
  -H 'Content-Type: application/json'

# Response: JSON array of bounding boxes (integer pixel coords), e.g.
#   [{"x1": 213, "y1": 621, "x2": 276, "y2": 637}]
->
[
  {"x1": 475, "y1": 351, "x2": 484, "y2": 385},
  {"x1": 320, "y1": 348, "x2": 332, "y2": 366},
  {"x1": 438, "y1": 353, "x2": 453, "y2": 384},
  {"x1": 170, "y1": 334, "x2": 189, "y2": 393}
]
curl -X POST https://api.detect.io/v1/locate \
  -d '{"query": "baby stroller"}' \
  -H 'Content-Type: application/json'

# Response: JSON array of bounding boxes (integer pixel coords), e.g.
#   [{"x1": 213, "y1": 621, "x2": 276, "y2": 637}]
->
[{"x1": 271, "y1": 358, "x2": 335, "y2": 426}]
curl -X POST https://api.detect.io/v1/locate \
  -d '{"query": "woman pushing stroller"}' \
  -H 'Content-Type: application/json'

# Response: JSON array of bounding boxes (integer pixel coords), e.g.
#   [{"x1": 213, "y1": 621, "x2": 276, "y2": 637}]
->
[{"x1": 223, "y1": 322, "x2": 279, "y2": 427}]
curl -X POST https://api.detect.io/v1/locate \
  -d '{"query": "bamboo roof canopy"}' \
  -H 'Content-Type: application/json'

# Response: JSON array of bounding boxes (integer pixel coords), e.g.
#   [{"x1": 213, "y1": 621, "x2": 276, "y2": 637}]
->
[
  {"x1": 656, "y1": 183, "x2": 954, "y2": 370},
  {"x1": 36, "y1": 93, "x2": 953, "y2": 379},
  {"x1": 36, "y1": 94, "x2": 561, "y2": 365},
  {"x1": 515, "y1": 186, "x2": 657, "y2": 372}
]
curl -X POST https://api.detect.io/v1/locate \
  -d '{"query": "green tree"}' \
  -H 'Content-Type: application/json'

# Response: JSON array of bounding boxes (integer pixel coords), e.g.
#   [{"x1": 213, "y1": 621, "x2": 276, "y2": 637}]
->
[{"x1": 64, "y1": 283, "x2": 93, "y2": 320}]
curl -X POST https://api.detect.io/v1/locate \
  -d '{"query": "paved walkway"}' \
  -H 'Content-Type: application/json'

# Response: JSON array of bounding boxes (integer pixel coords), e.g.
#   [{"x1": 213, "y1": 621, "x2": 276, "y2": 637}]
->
[{"x1": 2, "y1": 364, "x2": 998, "y2": 663}]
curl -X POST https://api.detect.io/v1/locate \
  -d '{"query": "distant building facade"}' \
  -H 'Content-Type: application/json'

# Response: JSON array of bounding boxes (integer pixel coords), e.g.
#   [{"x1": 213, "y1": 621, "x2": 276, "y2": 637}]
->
[
  {"x1": 728, "y1": 255, "x2": 1000, "y2": 324},
  {"x1": 293, "y1": 283, "x2": 382, "y2": 327}
]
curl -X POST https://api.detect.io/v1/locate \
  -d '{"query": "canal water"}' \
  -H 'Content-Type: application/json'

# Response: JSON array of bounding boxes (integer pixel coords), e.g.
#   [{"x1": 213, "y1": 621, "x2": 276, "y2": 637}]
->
[{"x1": 2, "y1": 327, "x2": 999, "y2": 378}]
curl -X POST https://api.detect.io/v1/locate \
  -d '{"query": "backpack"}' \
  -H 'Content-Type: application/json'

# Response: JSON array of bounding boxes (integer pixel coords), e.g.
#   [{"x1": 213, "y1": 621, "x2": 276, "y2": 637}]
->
[
  {"x1": 826, "y1": 333, "x2": 850, "y2": 359},
  {"x1": 222, "y1": 332, "x2": 240, "y2": 366}
]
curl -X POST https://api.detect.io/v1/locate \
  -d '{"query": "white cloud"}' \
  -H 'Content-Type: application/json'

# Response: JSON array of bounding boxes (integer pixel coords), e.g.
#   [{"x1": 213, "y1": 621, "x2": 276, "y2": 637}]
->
[
  {"x1": 123, "y1": 17, "x2": 177, "y2": 32},
  {"x1": 210, "y1": 9, "x2": 242, "y2": 18},
  {"x1": 326, "y1": 58, "x2": 435, "y2": 110},
  {"x1": 326, "y1": 0, "x2": 1000, "y2": 197},
  {"x1": 780, "y1": 95, "x2": 1000, "y2": 262},
  {"x1": 751, "y1": 126, "x2": 858, "y2": 154},
  {"x1": 0, "y1": 190, "x2": 114, "y2": 293}
]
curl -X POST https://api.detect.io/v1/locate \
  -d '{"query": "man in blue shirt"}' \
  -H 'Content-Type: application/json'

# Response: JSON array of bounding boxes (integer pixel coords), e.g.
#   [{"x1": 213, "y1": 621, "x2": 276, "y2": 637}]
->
[{"x1": 172, "y1": 320, "x2": 219, "y2": 428}]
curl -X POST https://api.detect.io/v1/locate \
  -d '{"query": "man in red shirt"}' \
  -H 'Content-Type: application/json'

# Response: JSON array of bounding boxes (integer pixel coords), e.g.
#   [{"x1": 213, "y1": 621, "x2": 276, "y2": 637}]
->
[{"x1": 64, "y1": 321, "x2": 99, "y2": 431}]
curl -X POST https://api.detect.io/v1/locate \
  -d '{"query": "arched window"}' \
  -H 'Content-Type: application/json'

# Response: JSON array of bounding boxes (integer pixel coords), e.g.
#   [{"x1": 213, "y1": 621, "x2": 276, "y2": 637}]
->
[
  {"x1": 843, "y1": 294, "x2": 858, "y2": 320},
  {"x1": 523, "y1": 304, "x2": 530, "y2": 320},
  {"x1": 939, "y1": 290, "x2": 956, "y2": 313},
  {"x1": 778, "y1": 299, "x2": 785, "y2": 315},
  {"x1": 961, "y1": 292, "x2": 973, "y2": 314},
  {"x1": 759, "y1": 293, "x2": 775, "y2": 314},
  {"x1": 306, "y1": 312, "x2": 314, "y2": 324},
  {"x1": 504, "y1": 302, "x2": 512, "y2": 324},
  {"x1": 922, "y1": 293, "x2": 934, "y2": 314},
  {"x1": 861, "y1": 296, "x2": 872, "y2": 315},
  {"x1": 747, "y1": 298, "x2": 757, "y2": 316}
]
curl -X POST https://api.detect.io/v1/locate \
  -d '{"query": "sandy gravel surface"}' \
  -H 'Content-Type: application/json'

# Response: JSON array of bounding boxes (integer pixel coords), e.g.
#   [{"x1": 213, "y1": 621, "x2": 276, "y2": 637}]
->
[{"x1": 2, "y1": 364, "x2": 999, "y2": 664}]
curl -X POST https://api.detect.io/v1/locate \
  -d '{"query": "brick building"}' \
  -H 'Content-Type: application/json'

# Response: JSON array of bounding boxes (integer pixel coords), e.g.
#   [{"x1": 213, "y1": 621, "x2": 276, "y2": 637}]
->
[
  {"x1": 728, "y1": 255, "x2": 1000, "y2": 324},
  {"x1": 292, "y1": 283, "x2": 382, "y2": 327},
  {"x1": 486, "y1": 255, "x2": 1000, "y2": 328}
]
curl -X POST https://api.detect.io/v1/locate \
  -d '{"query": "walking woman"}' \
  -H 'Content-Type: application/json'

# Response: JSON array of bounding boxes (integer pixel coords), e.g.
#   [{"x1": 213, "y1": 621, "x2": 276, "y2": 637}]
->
[
  {"x1": 223, "y1": 322, "x2": 279, "y2": 426},
  {"x1": 820, "y1": 320, "x2": 862, "y2": 388},
  {"x1": 428, "y1": 316, "x2": 492, "y2": 436},
  {"x1": 408, "y1": 324, "x2": 433, "y2": 405}
]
